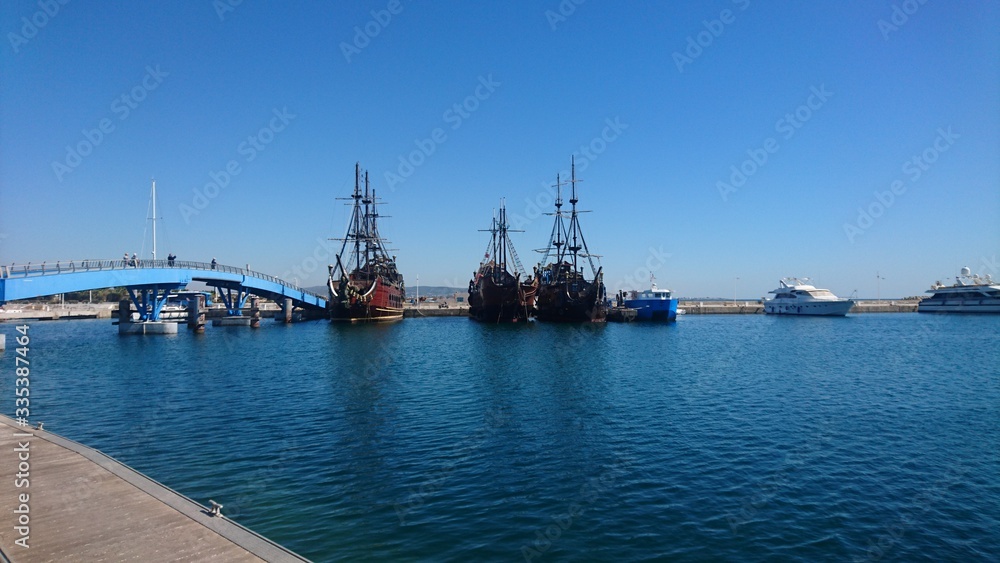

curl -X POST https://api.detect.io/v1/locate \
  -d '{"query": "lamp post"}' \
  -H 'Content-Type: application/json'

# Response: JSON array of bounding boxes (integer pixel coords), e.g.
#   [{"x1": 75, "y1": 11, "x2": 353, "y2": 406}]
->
[
  {"x1": 734, "y1": 276, "x2": 739, "y2": 306},
  {"x1": 876, "y1": 271, "x2": 885, "y2": 304}
]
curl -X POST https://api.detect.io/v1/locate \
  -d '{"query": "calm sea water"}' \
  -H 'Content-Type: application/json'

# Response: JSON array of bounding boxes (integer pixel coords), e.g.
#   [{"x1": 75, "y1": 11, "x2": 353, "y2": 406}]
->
[{"x1": 3, "y1": 314, "x2": 998, "y2": 561}]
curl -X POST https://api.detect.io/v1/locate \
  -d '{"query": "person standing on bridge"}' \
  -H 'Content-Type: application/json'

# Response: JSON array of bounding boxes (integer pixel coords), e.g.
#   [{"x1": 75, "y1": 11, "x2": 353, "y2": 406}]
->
[
  {"x1": 167, "y1": 253, "x2": 175, "y2": 267},
  {"x1": 123, "y1": 252, "x2": 129, "y2": 266},
  {"x1": 130, "y1": 253, "x2": 138, "y2": 267},
  {"x1": 211, "y1": 258, "x2": 217, "y2": 270}
]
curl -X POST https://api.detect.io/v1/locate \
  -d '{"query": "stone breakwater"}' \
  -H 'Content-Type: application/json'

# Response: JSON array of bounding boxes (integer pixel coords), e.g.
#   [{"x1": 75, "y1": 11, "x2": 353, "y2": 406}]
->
[
  {"x1": 0, "y1": 303, "x2": 115, "y2": 321},
  {"x1": 678, "y1": 301, "x2": 919, "y2": 314},
  {"x1": 0, "y1": 301, "x2": 920, "y2": 323}
]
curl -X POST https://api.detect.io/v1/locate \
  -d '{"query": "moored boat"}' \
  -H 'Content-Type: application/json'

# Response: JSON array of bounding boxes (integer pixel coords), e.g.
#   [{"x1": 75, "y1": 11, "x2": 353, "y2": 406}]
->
[
  {"x1": 623, "y1": 277, "x2": 678, "y2": 322},
  {"x1": 159, "y1": 291, "x2": 214, "y2": 320},
  {"x1": 327, "y1": 164, "x2": 405, "y2": 322},
  {"x1": 468, "y1": 201, "x2": 537, "y2": 322},
  {"x1": 533, "y1": 157, "x2": 607, "y2": 323},
  {"x1": 763, "y1": 278, "x2": 854, "y2": 316},
  {"x1": 918, "y1": 267, "x2": 1000, "y2": 313}
]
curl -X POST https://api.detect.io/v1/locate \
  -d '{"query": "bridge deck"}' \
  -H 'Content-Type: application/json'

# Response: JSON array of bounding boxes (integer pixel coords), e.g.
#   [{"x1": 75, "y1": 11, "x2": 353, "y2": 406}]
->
[
  {"x1": 0, "y1": 415, "x2": 308, "y2": 562},
  {"x1": 0, "y1": 259, "x2": 327, "y2": 310}
]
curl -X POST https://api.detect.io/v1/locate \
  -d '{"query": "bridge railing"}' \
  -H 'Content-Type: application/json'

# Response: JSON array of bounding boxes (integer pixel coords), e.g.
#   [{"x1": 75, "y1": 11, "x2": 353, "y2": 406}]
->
[{"x1": 1, "y1": 259, "x2": 326, "y2": 300}]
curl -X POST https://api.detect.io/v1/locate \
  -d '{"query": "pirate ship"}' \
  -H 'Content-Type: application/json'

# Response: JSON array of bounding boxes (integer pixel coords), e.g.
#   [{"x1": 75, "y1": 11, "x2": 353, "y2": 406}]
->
[
  {"x1": 534, "y1": 157, "x2": 607, "y2": 322},
  {"x1": 468, "y1": 200, "x2": 537, "y2": 322},
  {"x1": 327, "y1": 163, "x2": 405, "y2": 322}
]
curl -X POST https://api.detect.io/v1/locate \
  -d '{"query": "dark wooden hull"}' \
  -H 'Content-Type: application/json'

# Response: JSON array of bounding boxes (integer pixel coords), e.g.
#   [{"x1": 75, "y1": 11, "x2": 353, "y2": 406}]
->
[
  {"x1": 469, "y1": 274, "x2": 534, "y2": 323},
  {"x1": 329, "y1": 275, "x2": 404, "y2": 322},
  {"x1": 534, "y1": 280, "x2": 607, "y2": 323}
]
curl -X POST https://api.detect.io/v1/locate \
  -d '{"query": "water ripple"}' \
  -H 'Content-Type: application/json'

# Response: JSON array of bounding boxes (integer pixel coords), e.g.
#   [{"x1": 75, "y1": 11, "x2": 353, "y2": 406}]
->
[{"x1": 2, "y1": 314, "x2": 997, "y2": 561}]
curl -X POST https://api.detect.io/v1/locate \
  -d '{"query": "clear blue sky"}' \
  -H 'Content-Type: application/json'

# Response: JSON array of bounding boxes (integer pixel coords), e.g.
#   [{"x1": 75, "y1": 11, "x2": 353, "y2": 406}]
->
[{"x1": 2, "y1": 1, "x2": 997, "y2": 298}]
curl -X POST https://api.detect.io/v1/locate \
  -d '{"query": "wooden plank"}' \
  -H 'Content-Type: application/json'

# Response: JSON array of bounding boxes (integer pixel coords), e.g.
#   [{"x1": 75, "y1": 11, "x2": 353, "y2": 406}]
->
[{"x1": 0, "y1": 416, "x2": 308, "y2": 562}]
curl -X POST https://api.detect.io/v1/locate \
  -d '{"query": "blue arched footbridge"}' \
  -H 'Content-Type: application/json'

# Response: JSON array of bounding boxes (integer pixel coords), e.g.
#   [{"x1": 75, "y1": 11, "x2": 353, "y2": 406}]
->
[{"x1": 0, "y1": 259, "x2": 327, "y2": 321}]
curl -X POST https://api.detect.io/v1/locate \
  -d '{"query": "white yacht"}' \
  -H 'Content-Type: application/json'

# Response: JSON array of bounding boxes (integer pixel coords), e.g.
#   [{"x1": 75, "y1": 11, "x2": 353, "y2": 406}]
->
[
  {"x1": 918, "y1": 267, "x2": 1000, "y2": 313},
  {"x1": 764, "y1": 278, "x2": 855, "y2": 316}
]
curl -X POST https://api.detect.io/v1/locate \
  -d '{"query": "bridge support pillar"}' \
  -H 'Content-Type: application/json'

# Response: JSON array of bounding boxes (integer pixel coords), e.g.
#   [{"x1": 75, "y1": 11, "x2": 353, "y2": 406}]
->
[
  {"x1": 188, "y1": 294, "x2": 206, "y2": 333},
  {"x1": 211, "y1": 285, "x2": 255, "y2": 326},
  {"x1": 118, "y1": 299, "x2": 132, "y2": 324},
  {"x1": 278, "y1": 298, "x2": 293, "y2": 323},
  {"x1": 117, "y1": 295, "x2": 179, "y2": 335},
  {"x1": 126, "y1": 286, "x2": 172, "y2": 321},
  {"x1": 216, "y1": 286, "x2": 250, "y2": 317},
  {"x1": 250, "y1": 297, "x2": 261, "y2": 328}
]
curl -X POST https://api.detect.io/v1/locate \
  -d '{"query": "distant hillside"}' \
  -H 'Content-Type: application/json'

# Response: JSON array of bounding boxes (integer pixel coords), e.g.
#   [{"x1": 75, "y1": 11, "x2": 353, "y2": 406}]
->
[{"x1": 409, "y1": 286, "x2": 464, "y2": 297}]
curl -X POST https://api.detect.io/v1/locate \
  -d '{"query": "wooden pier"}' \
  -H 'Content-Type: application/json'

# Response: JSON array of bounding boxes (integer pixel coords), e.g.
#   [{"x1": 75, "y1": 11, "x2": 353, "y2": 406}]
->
[{"x1": 0, "y1": 415, "x2": 308, "y2": 562}]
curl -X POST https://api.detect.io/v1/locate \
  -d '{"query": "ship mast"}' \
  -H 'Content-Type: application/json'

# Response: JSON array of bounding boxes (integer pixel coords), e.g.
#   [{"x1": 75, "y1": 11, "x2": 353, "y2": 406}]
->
[
  {"x1": 367, "y1": 181, "x2": 393, "y2": 268},
  {"x1": 353, "y1": 164, "x2": 363, "y2": 273},
  {"x1": 499, "y1": 199, "x2": 526, "y2": 278},
  {"x1": 537, "y1": 174, "x2": 568, "y2": 269},
  {"x1": 480, "y1": 200, "x2": 525, "y2": 282},
  {"x1": 568, "y1": 158, "x2": 580, "y2": 275},
  {"x1": 479, "y1": 210, "x2": 501, "y2": 280},
  {"x1": 150, "y1": 179, "x2": 157, "y2": 261},
  {"x1": 330, "y1": 162, "x2": 398, "y2": 282},
  {"x1": 142, "y1": 178, "x2": 160, "y2": 261},
  {"x1": 492, "y1": 211, "x2": 501, "y2": 280},
  {"x1": 564, "y1": 156, "x2": 598, "y2": 277},
  {"x1": 554, "y1": 174, "x2": 565, "y2": 267},
  {"x1": 330, "y1": 162, "x2": 365, "y2": 278},
  {"x1": 363, "y1": 170, "x2": 372, "y2": 273},
  {"x1": 499, "y1": 206, "x2": 507, "y2": 280}
]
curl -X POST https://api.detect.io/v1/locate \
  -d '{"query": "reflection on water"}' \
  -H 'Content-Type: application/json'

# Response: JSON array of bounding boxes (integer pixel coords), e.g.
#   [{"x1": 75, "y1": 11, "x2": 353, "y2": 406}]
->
[{"x1": 3, "y1": 314, "x2": 998, "y2": 561}]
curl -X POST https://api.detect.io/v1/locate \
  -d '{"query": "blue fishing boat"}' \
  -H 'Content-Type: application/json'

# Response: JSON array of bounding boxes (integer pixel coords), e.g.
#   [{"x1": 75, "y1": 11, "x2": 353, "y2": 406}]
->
[{"x1": 623, "y1": 278, "x2": 678, "y2": 322}]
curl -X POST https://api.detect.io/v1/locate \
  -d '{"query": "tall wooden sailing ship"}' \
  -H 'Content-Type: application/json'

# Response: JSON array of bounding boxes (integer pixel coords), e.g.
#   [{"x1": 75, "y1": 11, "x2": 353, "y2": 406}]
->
[
  {"x1": 468, "y1": 201, "x2": 538, "y2": 322},
  {"x1": 533, "y1": 157, "x2": 607, "y2": 322},
  {"x1": 327, "y1": 163, "x2": 405, "y2": 322}
]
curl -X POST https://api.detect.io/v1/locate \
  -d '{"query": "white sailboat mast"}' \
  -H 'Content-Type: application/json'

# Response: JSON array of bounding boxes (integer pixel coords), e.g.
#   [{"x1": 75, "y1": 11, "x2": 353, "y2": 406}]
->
[{"x1": 151, "y1": 179, "x2": 157, "y2": 261}]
